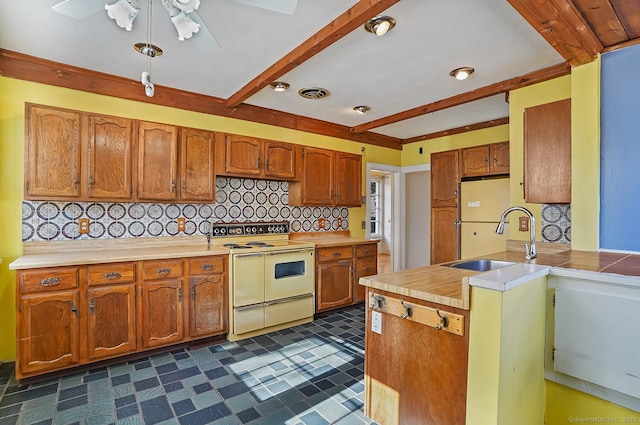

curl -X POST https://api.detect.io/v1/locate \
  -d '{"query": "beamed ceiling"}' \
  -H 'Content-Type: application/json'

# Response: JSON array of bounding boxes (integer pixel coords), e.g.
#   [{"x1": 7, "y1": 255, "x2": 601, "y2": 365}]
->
[{"x1": 1, "y1": 0, "x2": 639, "y2": 150}]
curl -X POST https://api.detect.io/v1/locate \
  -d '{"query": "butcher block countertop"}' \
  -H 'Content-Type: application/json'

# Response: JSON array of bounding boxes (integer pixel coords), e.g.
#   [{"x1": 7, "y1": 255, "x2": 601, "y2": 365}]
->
[
  {"x1": 360, "y1": 242, "x2": 640, "y2": 311},
  {"x1": 10, "y1": 236, "x2": 229, "y2": 270}
]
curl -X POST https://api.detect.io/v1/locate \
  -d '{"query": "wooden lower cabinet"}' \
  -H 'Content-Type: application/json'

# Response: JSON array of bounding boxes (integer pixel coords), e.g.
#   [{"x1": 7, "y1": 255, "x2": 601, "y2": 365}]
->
[
  {"x1": 15, "y1": 255, "x2": 228, "y2": 379},
  {"x1": 431, "y1": 207, "x2": 459, "y2": 264},
  {"x1": 364, "y1": 289, "x2": 469, "y2": 425},
  {"x1": 316, "y1": 242, "x2": 378, "y2": 312}
]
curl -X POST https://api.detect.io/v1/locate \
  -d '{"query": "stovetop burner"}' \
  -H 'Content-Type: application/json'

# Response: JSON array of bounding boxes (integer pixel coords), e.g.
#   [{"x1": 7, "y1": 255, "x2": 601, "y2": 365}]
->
[
  {"x1": 246, "y1": 242, "x2": 274, "y2": 247},
  {"x1": 223, "y1": 243, "x2": 253, "y2": 249}
]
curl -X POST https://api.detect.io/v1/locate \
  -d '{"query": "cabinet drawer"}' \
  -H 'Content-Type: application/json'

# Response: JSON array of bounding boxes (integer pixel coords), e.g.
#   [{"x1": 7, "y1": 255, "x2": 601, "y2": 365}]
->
[
  {"x1": 88, "y1": 263, "x2": 136, "y2": 285},
  {"x1": 21, "y1": 267, "x2": 79, "y2": 293},
  {"x1": 142, "y1": 260, "x2": 184, "y2": 281},
  {"x1": 317, "y1": 246, "x2": 353, "y2": 262},
  {"x1": 189, "y1": 256, "x2": 225, "y2": 275},
  {"x1": 356, "y1": 257, "x2": 377, "y2": 276},
  {"x1": 355, "y1": 243, "x2": 377, "y2": 258}
]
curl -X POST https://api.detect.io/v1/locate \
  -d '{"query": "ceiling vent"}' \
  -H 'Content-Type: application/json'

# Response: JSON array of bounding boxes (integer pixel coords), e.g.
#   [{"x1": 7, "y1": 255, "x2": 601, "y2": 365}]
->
[{"x1": 298, "y1": 87, "x2": 330, "y2": 100}]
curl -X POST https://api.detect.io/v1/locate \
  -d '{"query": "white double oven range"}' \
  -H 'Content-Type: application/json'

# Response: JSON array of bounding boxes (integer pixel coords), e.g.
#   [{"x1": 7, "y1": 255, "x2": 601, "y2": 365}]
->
[{"x1": 210, "y1": 222, "x2": 315, "y2": 341}]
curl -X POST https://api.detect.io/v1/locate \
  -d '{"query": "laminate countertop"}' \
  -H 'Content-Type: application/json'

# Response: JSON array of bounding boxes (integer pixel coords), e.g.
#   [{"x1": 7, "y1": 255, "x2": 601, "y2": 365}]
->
[{"x1": 359, "y1": 249, "x2": 640, "y2": 310}]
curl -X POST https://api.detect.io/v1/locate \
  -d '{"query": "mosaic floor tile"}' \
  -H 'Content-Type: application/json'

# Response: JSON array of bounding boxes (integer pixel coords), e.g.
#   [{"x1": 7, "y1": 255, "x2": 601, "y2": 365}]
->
[{"x1": 0, "y1": 305, "x2": 376, "y2": 425}]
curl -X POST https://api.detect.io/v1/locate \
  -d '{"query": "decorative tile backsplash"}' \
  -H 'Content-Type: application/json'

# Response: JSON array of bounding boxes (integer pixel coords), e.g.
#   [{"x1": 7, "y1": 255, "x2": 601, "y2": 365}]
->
[
  {"x1": 22, "y1": 177, "x2": 349, "y2": 242},
  {"x1": 541, "y1": 204, "x2": 571, "y2": 244}
]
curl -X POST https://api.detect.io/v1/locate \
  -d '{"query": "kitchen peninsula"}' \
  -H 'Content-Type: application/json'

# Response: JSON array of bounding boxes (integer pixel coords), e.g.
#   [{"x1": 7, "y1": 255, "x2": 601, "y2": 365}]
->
[{"x1": 359, "y1": 247, "x2": 640, "y2": 425}]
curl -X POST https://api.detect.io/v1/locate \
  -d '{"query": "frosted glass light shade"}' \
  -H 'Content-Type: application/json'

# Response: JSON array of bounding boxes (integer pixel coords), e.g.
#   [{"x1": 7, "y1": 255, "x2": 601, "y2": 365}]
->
[{"x1": 105, "y1": 0, "x2": 140, "y2": 31}]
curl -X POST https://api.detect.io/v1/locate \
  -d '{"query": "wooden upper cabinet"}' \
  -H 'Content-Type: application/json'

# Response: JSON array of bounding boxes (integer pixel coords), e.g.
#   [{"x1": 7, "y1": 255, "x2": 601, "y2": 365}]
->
[
  {"x1": 180, "y1": 128, "x2": 215, "y2": 201},
  {"x1": 223, "y1": 135, "x2": 263, "y2": 177},
  {"x1": 431, "y1": 150, "x2": 460, "y2": 207},
  {"x1": 335, "y1": 152, "x2": 362, "y2": 207},
  {"x1": 87, "y1": 114, "x2": 133, "y2": 199},
  {"x1": 137, "y1": 121, "x2": 179, "y2": 201},
  {"x1": 289, "y1": 147, "x2": 362, "y2": 207},
  {"x1": 524, "y1": 99, "x2": 571, "y2": 203},
  {"x1": 290, "y1": 147, "x2": 334, "y2": 205},
  {"x1": 217, "y1": 134, "x2": 299, "y2": 180},
  {"x1": 264, "y1": 140, "x2": 297, "y2": 179},
  {"x1": 461, "y1": 142, "x2": 510, "y2": 178},
  {"x1": 25, "y1": 104, "x2": 82, "y2": 198}
]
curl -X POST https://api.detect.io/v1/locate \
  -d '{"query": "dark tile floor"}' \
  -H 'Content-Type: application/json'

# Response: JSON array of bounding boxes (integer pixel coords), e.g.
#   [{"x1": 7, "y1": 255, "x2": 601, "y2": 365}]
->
[{"x1": 0, "y1": 305, "x2": 376, "y2": 425}]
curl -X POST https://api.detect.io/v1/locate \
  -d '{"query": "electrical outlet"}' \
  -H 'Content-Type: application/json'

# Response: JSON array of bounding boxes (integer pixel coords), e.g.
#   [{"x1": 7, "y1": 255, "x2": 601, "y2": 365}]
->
[
  {"x1": 177, "y1": 217, "x2": 186, "y2": 232},
  {"x1": 79, "y1": 218, "x2": 90, "y2": 234},
  {"x1": 337, "y1": 217, "x2": 343, "y2": 228},
  {"x1": 519, "y1": 216, "x2": 529, "y2": 232},
  {"x1": 371, "y1": 311, "x2": 382, "y2": 334},
  {"x1": 361, "y1": 221, "x2": 366, "y2": 230},
  {"x1": 318, "y1": 218, "x2": 325, "y2": 229}
]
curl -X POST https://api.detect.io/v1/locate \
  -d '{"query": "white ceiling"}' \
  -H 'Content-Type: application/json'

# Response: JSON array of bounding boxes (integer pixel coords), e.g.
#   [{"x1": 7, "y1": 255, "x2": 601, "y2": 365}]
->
[{"x1": 0, "y1": 0, "x2": 564, "y2": 141}]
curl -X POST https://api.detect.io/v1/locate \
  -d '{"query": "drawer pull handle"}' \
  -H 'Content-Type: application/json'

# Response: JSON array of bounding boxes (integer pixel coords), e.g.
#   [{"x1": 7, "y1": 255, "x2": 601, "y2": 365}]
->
[
  {"x1": 201, "y1": 264, "x2": 213, "y2": 271},
  {"x1": 157, "y1": 268, "x2": 171, "y2": 275},
  {"x1": 333, "y1": 252, "x2": 341, "y2": 257},
  {"x1": 104, "y1": 272, "x2": 121, "y2": 280},
  {"x1": 364, "y1": 250, "x2": 371, "y2": 255},
  {"x1": 40, "y1": 277, "x2": 61, "y2": 287},
  {"x1": 364, "y1": 267, "x2": 372, "y2": 272}
]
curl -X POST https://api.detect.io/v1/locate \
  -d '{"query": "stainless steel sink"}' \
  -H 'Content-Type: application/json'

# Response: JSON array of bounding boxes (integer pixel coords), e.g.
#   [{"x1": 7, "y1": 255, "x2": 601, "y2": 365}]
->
[{"x1": 446, "y1": 259, "x2": 515, "y2": 272}]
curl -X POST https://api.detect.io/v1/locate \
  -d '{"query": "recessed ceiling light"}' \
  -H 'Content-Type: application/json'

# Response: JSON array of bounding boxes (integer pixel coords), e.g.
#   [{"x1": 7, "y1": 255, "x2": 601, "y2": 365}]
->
[
  {"x1": 353, "y1": 106, "x2": 371, "y2": 114},
  {"x1": 364, "y1": 16, "x2": 396, "y2": 36},
  {"x1": 269, "y1": 81, "x2": 290, "y2": 92},
  {"x1": 450, "y1": 66, "x2": 474, "y2": 80}
]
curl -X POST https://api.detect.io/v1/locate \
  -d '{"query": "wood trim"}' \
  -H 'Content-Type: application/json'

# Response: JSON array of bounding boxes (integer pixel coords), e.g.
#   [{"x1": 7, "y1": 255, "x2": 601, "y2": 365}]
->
[
  {"x1": 351, "y1": 62, "x2": 570, "y2": 133},
  {"x1": 0, "y1": 49, "x2": 403, "y2": 150},
  {"x1": 402, "y1": 117, "x2": 509, "y2": 145},
  {"x1": 506, "y1": 0, "x2": 603, "y2": 66},
  {"x1": 603, "y1": 37, "x2": 640, "y2": 53},
  {"x1": 225, "y1": 0, "x2": 401, "y2": 108}
]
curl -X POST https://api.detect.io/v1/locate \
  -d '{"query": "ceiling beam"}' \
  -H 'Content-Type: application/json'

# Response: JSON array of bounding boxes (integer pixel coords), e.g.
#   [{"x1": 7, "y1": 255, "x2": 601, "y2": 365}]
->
[
  {"x1": 506, "y1": 0, "x2": 603, "y2": 66},
  {"x1": 351, "y1": 62, "x2": 571, "y2": 133},
  {"x1": 0, "y1": 49, "x2": 403, "y2": 150},
  {"x1": 402, "y1": 117, "x2": 510, "y2": 145},
  {"x1": 224, "y1": 0, "x2": 400, "y2": 108}
]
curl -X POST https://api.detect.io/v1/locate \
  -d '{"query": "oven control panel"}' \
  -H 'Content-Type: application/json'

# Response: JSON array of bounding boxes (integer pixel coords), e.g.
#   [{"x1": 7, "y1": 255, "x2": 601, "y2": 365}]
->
[{"x1": 210, "y1": 222, "x2": 290, "y2": 237}]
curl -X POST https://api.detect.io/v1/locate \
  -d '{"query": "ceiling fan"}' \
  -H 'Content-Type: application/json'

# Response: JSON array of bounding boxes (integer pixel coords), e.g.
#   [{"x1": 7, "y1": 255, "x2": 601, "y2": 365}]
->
[{"x1": 51, "y1": 0, "x2": 298, "y2": 52}]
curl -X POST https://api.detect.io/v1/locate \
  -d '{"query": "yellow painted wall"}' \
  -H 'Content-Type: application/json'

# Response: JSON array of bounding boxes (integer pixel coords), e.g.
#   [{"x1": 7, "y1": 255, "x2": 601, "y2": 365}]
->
[
  {"x1": 466, "y1": 277, "x2": 547, "y2": 425},
  {"x1": 401, "y1": 125, "x2": 510, "y2": 167},
  {"x1": 0, "y1": 76, "x2": 401, "y2": 360},
  {"x1": 508, "y1": 76, "x2": 572, "y2": 241}
]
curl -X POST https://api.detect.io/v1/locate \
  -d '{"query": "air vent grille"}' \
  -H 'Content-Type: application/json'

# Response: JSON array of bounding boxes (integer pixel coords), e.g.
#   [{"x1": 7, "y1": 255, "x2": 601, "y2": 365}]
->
[{"x1": 298, "y1": 87, "x2": 330, "y2": 100}]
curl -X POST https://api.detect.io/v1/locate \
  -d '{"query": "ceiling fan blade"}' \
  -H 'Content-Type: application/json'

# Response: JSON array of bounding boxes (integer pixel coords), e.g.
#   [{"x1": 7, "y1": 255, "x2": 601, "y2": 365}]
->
[
  {"x1": 189, "y1": 11, "x2": 221, "y2": 53},
  {"x1": 231, "y1": 0, "x2": 297, "y2": 15},
  {"x1": 52, "y1": 0, "x2": 107, "y2": 19}
]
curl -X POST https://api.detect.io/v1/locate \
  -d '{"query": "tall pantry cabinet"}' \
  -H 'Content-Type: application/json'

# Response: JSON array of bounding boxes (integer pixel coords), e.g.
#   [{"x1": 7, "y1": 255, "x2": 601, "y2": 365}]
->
[{"x1": 430, "y1": 150, "x2": 460, "y2": 264}]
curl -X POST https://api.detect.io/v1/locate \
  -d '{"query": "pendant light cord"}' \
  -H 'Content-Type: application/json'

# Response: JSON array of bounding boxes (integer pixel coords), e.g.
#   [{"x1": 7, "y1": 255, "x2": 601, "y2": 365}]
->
[{"x1": 145, "y1": 0, "x2": 152, "y2": 74}]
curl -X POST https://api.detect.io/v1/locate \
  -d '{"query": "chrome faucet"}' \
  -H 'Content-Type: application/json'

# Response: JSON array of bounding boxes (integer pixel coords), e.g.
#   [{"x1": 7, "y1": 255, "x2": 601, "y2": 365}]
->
[{"x1": 496, "y1": 206, "x2": 537, "y2": 260}]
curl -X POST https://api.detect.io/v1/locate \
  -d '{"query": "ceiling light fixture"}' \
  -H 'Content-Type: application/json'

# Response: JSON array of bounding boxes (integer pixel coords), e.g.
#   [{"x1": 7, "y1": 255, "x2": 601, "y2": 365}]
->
[
  {"x1": 269, "y1": 82, "x2": 290, "y2": 92},
  {"x1": 450, "y1": 66, "x2": 475, "y2": 81},
  {"x1": 135, "y1": 0, "x2": 159, "y2": 98},
  {"x1": 364, "y1": 15, "x2": 396, "y2": 36},
  {"x1": 353, "y1": 106, "x2": 371, "y2": 114}
]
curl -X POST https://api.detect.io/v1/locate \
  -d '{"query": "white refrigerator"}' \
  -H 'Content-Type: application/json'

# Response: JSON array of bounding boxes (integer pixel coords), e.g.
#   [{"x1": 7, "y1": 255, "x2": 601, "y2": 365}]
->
[{"x1": 460, "y1": 178, "x2": 510, "y2": 259}]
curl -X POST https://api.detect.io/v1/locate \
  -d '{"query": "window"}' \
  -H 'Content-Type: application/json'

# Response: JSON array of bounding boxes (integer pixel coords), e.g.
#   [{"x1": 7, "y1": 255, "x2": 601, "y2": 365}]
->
[{"x1": 370, "y1": 177, "x2": 383, "y2": 238}]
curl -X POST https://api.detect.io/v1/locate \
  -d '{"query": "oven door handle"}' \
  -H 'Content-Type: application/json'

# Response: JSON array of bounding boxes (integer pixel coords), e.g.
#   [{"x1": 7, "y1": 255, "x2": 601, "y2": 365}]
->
[
  {"x1": 265, "y1": 249, "x2": 314, "y2": 256},
  {"x1": 265, "y1": 293, "x2": 314, "y2": 306},
  {"x1": 234, "y1": 253, "x2": 265, "y2": 258}
]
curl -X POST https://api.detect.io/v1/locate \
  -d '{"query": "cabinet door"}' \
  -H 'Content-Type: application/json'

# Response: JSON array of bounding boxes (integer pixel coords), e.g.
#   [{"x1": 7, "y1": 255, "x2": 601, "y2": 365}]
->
[
  {"x1": 18, "y1": 291, "x2": 80, "y2": 377},
  {"x1": 137, "y1": 122, "x2": 178, "y2": 201},
  {"x1": 335, "y1": 152, "x2": 362, "y2": 206},
  {"x1": 354, "y1": 256, "x2": 377, "y2": 303},
  {"x1": 316, "y1": 259, "x2": 353, "y2": 311},
  {"x1": 490, "y1": 142, "x2": 510, "y2": 174},
  {"x1": 461, "y1": 146, "x2": 489, "y2": 178},
  {"x1": 180, "y1": 128, "x2": 215, "y2": 201},
  {"x1": 87, "y1": 284, "x2": 136, "y2": 360},
  {"x1": 264, "y1": 141, "x2": 297, "y2": 180},
  {"x1": 301, "y1": 147, "x2": 334, "y2": 205},
  {"x1": 25, "y1": 105, "x2": 81, "y2": 198},
  {"x1": 524, "y1": 99, "x2": 571, "y2": 203},
  {"x1": 224, "y1": 135, "x2": 262, "y2": 177},
  {"x1": 430, "y1": 207, "x2": 459, "y2": 264},
  {"x1": 189, "y1": 274, "x2": 226, "y2": 337},
  {"x1": 430, "y1": 150, "x2": 459, "y2": 207},
  {"x1": 140, "y1": 280, "x2": 184, "y2": 348},
  {"x1": 87, "y1": 114, "x2": 133, "y2": 199}
]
